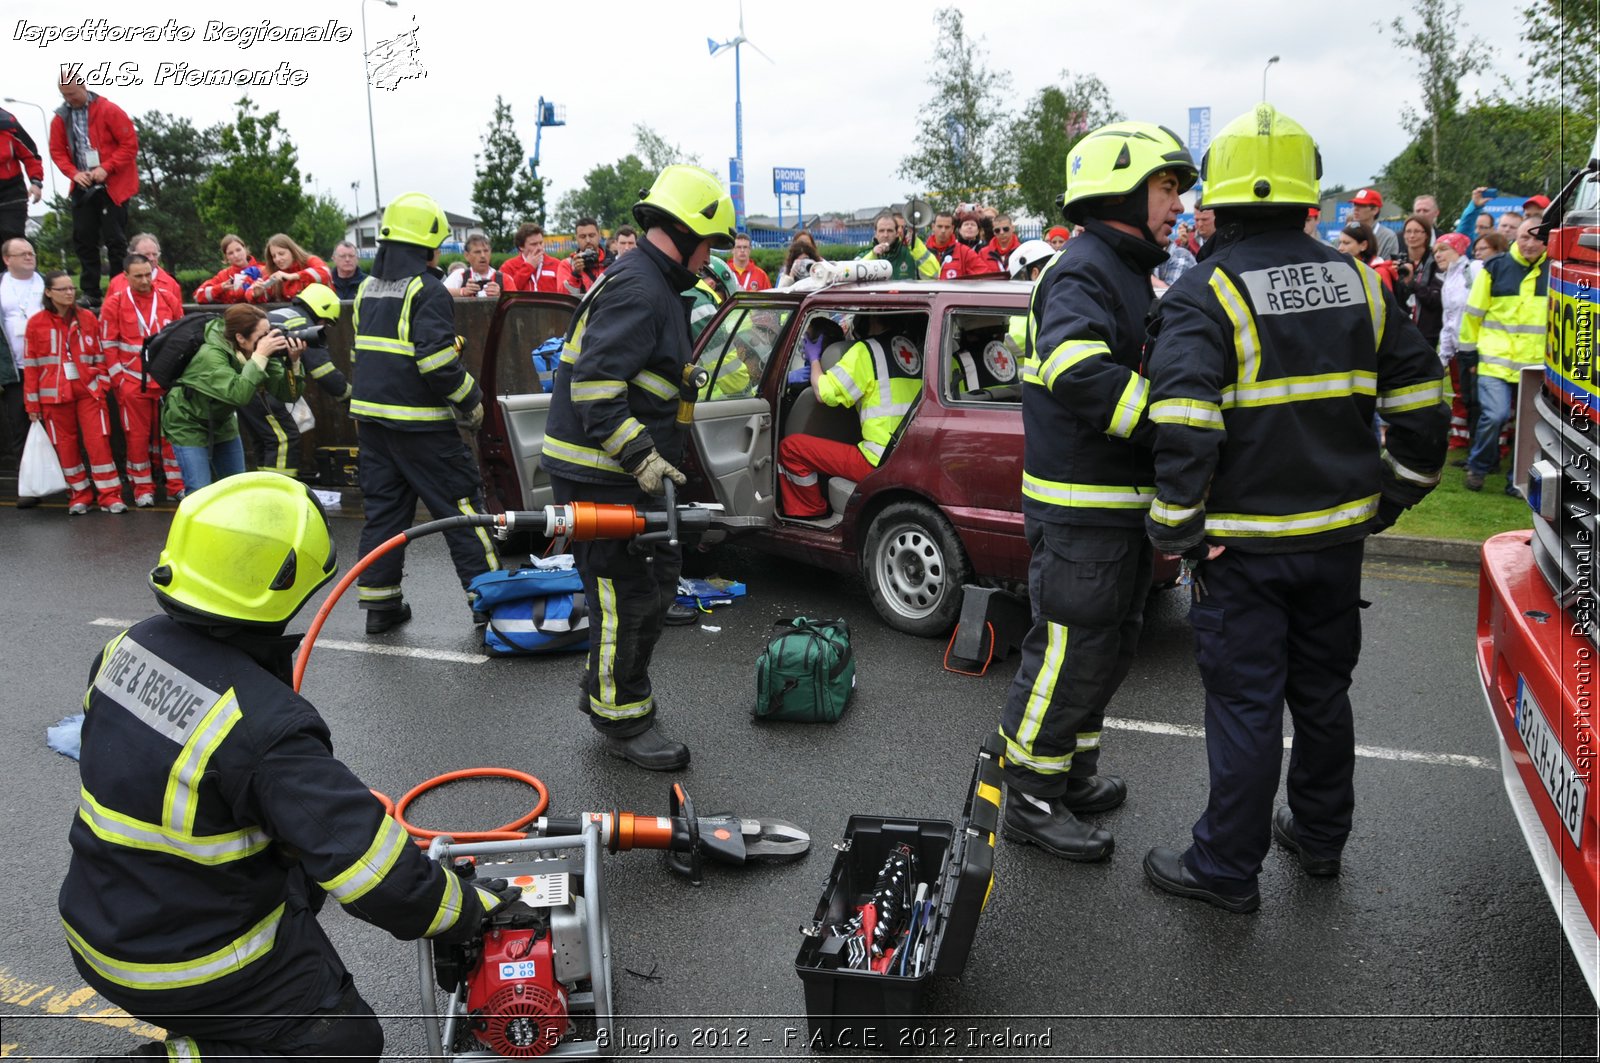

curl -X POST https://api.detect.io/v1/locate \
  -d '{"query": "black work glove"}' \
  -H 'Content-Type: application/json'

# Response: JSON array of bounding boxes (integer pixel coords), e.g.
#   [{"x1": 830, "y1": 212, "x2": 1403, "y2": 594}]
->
[
  {"x1": 1371, "y1": 497, "x2": 1405, "y2": 535},
  {"x1": 431, "y1": 878, "x2": 522, "y2": 992}
]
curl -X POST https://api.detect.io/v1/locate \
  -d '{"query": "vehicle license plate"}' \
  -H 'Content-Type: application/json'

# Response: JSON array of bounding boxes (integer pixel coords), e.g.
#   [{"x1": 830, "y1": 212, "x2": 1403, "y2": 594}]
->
[{"x1": 1516, "y1": 680, "x2": 1588, "y2": 849}]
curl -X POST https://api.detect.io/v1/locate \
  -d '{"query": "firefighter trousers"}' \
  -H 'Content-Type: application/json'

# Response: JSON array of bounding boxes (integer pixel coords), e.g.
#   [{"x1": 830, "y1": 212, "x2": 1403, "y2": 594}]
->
[
  {"x1": 114, "y1": 386, "x2": 184, "y2": 501},
  {"x1": 552, "y1": 474, "x2": 681, "y2": 737},
  {"x1": 239, "y1": 392, "x2": 301, "y2": 476},
  {"x1": 1182, "y1": 541, "x2": 1364, "y2": 892},
  {"x1": 355, "y1": 422, "x2": 500, "y2": 614},
  {"x1": 42, "y1": 395, "x2": 123, "y2": 508},
  {"x1": 999, "y1": 521, "x2": 1152, "y2": 799},
  {"x1": 77, "y1": 884, "x2": 383, "y2": 1060}
]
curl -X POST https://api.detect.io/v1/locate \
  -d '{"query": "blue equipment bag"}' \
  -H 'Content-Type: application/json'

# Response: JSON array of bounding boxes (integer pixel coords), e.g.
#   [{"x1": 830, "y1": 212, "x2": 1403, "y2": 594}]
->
[
  {"x1": 531, "y1": 337, "x2": 564, "y2": 394},
  {"x1": 469, "y1": 566, "x2": 589, "y2": 656}
]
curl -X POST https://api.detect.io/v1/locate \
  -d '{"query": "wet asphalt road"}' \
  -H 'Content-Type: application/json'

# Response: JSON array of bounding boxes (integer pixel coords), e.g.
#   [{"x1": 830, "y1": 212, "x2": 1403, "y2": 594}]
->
[{"x1": 0, "y1": 499, "x2": 1595, "y2": 1061}]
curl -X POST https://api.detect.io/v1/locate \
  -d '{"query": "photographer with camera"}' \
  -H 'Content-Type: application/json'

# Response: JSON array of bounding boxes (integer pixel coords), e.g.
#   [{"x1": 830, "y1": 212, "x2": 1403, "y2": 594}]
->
[
  {"x1": 162, "y1": 304, "x2": 299, "y2": 491},
  {"x1": 563, "y1": 217, "x2": 611, "y2": 296},
  {"x1": 239, "y1": 284, "x2": 351, "y2": 479},
  {"x1": 48, "y1": 74, "x2": 139, "y2": 308}
]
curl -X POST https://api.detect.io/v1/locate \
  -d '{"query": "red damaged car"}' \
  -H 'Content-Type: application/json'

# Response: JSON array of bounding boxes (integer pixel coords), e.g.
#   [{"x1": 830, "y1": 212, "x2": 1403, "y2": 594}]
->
[{"x1": 473, "y1": 278, "x2": 1176, "y2": 636}]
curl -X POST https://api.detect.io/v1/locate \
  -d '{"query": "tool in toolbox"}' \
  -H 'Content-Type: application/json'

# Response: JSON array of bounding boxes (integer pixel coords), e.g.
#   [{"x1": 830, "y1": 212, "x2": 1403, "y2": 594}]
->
[{"x1": 795, "y1": 733, "x2": 1003, "y2": 1051}]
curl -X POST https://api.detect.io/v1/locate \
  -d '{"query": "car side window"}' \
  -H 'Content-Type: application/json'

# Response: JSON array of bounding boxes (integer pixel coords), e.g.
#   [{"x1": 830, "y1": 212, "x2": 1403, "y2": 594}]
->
[
  {"x1": 697, "y1": 306, "x2": 794, "y2": 401},
  {"x1": 943, "y1": 310, "x2": 1024, "y2": 404}
]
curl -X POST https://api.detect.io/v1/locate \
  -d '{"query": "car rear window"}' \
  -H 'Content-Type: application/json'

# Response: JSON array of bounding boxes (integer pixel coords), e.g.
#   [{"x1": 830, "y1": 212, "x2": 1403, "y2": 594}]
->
[{"x1": 943, "y1": 309, "x2": 1025, "y2": 404}]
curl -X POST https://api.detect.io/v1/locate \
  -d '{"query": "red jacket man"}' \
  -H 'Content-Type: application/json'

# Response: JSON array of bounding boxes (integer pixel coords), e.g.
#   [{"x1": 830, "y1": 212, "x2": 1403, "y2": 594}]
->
[
  {"x1": 100, "y1": 256, "x2": 185, "y2": 505},
  {"x1": 105, "y1": 236, "x2": 183, "y2": 306},
  {"x1": 0, "y1": 109, "x2": 45, "y2": 244},
  {"x1": 980, "y1": 214, "x2": 1022, "y2": 274},
  {"x1": 727, "y1": 234, "x2": 771, "y2": 290},
  {"x1": 49, "y1": 81, "x2": 139, "y2": 302},
  {"x1": 926, "y1": 212, "x2": 999, "y2": 278},
  {"x1": 563, "y1": 218, "x2": 609, "y2": 296},
  {"x1": 501, "y1": 223, "x2": 571, "y2": 293}
]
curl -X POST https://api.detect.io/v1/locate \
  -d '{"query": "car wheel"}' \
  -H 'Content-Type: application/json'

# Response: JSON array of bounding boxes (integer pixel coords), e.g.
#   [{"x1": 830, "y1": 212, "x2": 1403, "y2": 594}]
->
[{"x1": 862, "y1": 501, "x2": 973, "y2": 637}]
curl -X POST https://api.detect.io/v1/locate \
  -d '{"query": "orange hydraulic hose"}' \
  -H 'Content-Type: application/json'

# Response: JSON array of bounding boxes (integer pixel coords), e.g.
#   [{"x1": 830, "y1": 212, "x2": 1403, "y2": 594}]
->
[
  {"x1": 293, "y1": 530, "x2": 409, "y2": 692},
  {"x1": 393, "y1": 767, "x2": 551, "y2": 844}
]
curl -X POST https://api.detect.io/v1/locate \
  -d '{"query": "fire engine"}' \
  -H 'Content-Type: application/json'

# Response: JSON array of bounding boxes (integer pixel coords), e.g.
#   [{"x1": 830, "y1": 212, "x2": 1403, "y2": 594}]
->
[{"x1": 1476, "y1": 134, "x2": 1600, "y2": 998}]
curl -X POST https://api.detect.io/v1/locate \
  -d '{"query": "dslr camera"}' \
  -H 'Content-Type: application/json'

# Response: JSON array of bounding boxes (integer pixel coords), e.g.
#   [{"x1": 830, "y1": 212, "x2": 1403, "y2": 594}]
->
[
  {"x1": 574, "y1": 247, "x2": 600, "y2": 269},
  {"x1": 271, "y1": 323, "x2": 327, "y2": 347}
]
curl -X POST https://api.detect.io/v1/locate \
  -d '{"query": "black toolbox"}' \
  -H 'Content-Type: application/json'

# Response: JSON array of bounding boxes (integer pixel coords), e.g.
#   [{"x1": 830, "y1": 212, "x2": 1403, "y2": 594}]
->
[
  {"x1": 314, "y1": 446, "x2": 361, "y2": 487},
  {"x1": 795, "y1": 735, "x2": 1002, "y2": 1052}
]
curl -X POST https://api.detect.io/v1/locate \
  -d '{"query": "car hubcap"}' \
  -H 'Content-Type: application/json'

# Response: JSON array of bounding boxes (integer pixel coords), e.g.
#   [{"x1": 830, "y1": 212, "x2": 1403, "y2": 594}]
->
[{"x1": 876, "y1": 523, "x2": 945, "y2": 619}]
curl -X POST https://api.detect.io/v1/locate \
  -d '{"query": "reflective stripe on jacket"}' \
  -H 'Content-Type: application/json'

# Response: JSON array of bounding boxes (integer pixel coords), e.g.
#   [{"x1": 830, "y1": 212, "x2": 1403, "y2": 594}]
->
[
  {"x1": 818, "y1": 336, "x2": 923, "y2": 466},
  {"x1": 1458, "y1": 247, "x2": 1549, "y2": 383},
  {"x1": 349, "y1": 245, "x2": 480, "y2": 431},
  {"x1": 541, "y1": 240, "x2": 698, "y2": 485},
  {"x1": 1019, "y1": 229, "x2": 1159, "y2": 527},
  {"x1": 1145, "y1": 229, "x2": 1448, "y2": 554},
  {"x1": 59, "y1": 616, "x2": 494, "y2": 1007}
]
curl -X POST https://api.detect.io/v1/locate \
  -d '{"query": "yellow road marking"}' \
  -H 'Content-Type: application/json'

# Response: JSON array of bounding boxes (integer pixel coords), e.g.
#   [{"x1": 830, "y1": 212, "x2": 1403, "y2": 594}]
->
[
  {"x1": 1364, "y1": 561, "x2": 1478, "y2": 588},
  {"x1": 0, "y1": 967, "x2": 165, "y2": 1045}
]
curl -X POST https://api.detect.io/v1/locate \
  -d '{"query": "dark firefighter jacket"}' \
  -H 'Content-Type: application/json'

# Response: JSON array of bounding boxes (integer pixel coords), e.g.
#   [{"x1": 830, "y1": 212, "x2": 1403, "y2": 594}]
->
[
  {"x1": 58, "y1": 615, "x2": 497, "y2": 1009},
  {"x1": 349, "y1": 242, "x2": 480, "y2": 430},
  {"x1": 268, "y1": 305, "x2": 350, "y2": 399},
  {"x1": 541, "y1": 238, "x2": 698, "y2": 485},
  {"x1": 1145, "y1": 227, "x2": 1449, "y2": 554},
  {"x1": 1020, "y1": 221, "x2": 1168, "y2": 527}
]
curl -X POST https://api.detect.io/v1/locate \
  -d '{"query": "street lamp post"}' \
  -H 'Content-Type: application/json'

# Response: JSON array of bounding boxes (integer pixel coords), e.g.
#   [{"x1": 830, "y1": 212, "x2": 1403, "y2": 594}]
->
[
  {"x1": 1262, "y1": 55, "x2": 1281, "y2": 101},
  {"x1": 360, "y1": 0, "x2": 398, "y2": 217},
  {"x1": 4, "y1": 96, "x2": 66, "y2": 265},
  {"x1": 350, "y1": 180, "x2": 361, "y2": 248}
]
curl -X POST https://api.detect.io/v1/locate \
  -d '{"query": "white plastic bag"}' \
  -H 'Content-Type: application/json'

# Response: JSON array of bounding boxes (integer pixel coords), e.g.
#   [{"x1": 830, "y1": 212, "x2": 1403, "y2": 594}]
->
[
  {"x1": 18, "y1": 420, "x2": 67, "y2": 498},
  {"x1": 289, "y1": 397, "x2": 316, "y2": 433}
]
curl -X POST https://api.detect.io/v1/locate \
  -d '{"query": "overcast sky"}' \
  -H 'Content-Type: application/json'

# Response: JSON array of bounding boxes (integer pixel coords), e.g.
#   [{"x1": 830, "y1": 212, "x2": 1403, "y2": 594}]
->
[{"x1": 7, "y1": 0, "x2": 1541, "y2": 227}]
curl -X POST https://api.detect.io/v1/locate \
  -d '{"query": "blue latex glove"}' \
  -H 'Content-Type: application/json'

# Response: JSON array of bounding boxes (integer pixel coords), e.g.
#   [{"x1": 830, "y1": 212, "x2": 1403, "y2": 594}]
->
[
  {"x1": 802, "y1": 333, "x2": 824, "y2": 363},
  {"x1": 787, "y1": 366, "x2": 810, "y2": 385}
]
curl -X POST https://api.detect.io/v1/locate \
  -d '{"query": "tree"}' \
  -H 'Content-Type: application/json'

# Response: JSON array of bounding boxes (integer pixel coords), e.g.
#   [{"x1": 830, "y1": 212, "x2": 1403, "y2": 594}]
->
[
  {"x1": 1008, "y1": 73, "x2": 1122, "y2": 222},
  {"x1": 129, "y1": 111, "x2": 222, "y2": 276},
  {"x1": 292, "y1": 192, "x2": 350, "y2": 258},
  {"x1": 194, "y1": 98, "x2": 308, "y2": 250},
  {"x1": 1381, "y1": 98, "x2": 1593, "y2": 218},
  {"x1": 1386, "y1": 0, "x2": 1488, "y2": 196},
  {"x1": 551, "y1": 126, "x2": 693, "y2": 232},
  {"x1": 897, "y1": 8, "x2": 1016, "y2": 211},
  {"x1": 470, "y1": 96, "x2": 546, "y2": 246},
  {"x1": 1516, "y1": 0, "x2": 1599, "y2": 179}
]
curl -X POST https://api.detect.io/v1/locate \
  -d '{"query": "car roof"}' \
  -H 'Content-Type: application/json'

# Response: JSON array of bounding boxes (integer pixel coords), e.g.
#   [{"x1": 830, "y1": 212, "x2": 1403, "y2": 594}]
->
[{"x1": 733, "y1": 278, "x2": 1030, "y2": 303}]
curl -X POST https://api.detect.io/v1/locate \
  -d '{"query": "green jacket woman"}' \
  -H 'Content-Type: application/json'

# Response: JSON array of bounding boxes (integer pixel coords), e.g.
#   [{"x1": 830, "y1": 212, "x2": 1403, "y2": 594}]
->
[{"x1": 162, "y1": 304, "x2": 298, "y2": 489}]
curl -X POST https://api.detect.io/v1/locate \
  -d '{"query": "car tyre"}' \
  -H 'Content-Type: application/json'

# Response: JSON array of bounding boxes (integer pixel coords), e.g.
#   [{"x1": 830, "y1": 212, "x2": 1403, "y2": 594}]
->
[{"x1": 862, "y1": 500, "x2": 973, "y2": 637}]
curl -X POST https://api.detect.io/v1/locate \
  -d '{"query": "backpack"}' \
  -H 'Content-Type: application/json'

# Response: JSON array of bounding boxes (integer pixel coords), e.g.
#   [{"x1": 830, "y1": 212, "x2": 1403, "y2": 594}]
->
[
  {"x1": 469, "y1": 565, "x2": 589, "y2": 657},
  {"x1": 753, "y1": 616, "x2": 855, "y2": 723},
  {"x1": 530, "y1": 336, "x2": 563, "y2": 393},
  {"x1": 141, "y1": 312, "x2": 219, "y2": 392}
]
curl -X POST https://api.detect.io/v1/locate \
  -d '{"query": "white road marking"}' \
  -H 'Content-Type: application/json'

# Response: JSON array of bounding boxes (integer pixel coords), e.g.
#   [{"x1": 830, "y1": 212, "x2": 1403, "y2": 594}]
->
[
  {"x1": 89, "y1": 619, "x2": 489, "y2": 665},
  {"x1": 1106, "y1": 716, "x2": 1493, "y2": 770},
  {"x1": 87, "y1": 619, "x2": 1487, "y2": 766}
]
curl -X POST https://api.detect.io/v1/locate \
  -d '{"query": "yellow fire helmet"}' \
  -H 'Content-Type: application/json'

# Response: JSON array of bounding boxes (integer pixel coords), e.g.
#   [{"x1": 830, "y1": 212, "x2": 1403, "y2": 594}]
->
[
  {"x1": 1200, "y1": 103, "x2": 1323, "y2": 210},
  {"x1": 293, "y1": 282, "x2": 341, "y2": 323},
  {"x1": 1062, "y1": 121, "x2": 1198, "y2": 221},
  {"x1": 150, "y1": 473, "x2": 337, "y2": 628},
  {"x1": 633, "y1": 165, "x2": 737, "y2": 250},
  {"x1": 379, "y1": 191, "x2": 450, "y2": 249}
]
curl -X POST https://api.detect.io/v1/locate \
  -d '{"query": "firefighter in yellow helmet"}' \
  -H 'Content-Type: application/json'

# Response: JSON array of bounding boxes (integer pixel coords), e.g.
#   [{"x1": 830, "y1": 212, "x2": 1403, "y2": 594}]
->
[
  {"x1": 994, "y1": 120, "x2": 1196, "y2": 863},
  {"x1": 238, "y1": 282, "x2": 354, "y2": 479},
  {"x1": 59, "y1": 474, "x2": 517, "y2": 1059},
  {"x1": 1140, "y1": 105, "x2": 1446, "y2": 912},
  {"x1": 541, "y1": 164, "x2": 736, "y2": 770},
  {"x1": 350, "y1": 191, "x2": 501, "y2": 634}
]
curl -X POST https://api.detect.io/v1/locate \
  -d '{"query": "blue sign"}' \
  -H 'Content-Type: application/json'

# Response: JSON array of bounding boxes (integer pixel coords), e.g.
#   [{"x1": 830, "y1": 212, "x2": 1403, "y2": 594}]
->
[
  {"x1": 773, "y1": 167, "x2": 806, "y2": 195},
  {"x1": 729, "y1": 156, "x2": 746, "y2": 228},
  {"x1": 1188, "y1": 107, "x2": 1212, "y2": 158}
]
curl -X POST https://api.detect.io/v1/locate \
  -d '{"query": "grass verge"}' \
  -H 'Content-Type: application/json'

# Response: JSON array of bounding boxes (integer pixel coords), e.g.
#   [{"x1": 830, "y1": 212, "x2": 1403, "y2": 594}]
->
[{"x1": 1391, "y1": 450, "x2": 1533, "y2": 542}]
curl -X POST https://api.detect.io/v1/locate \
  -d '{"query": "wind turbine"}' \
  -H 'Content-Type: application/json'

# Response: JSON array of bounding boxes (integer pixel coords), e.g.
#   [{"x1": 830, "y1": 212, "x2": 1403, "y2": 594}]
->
[{"x1": 708, "y1": 1, "x2": 772, "y2": 231}]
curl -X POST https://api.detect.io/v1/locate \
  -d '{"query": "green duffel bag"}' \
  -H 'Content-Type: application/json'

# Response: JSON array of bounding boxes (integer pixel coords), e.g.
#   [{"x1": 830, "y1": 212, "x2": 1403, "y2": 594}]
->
[{"x1": 753, "y1": 616, "x2": 856, "y2": 723}]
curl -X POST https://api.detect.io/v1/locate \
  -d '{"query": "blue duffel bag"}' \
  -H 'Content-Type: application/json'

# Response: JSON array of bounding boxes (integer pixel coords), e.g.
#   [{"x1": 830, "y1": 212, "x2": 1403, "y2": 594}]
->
[{"x1": 469, "y1": 566, "x2": 589, "y2": 656}]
